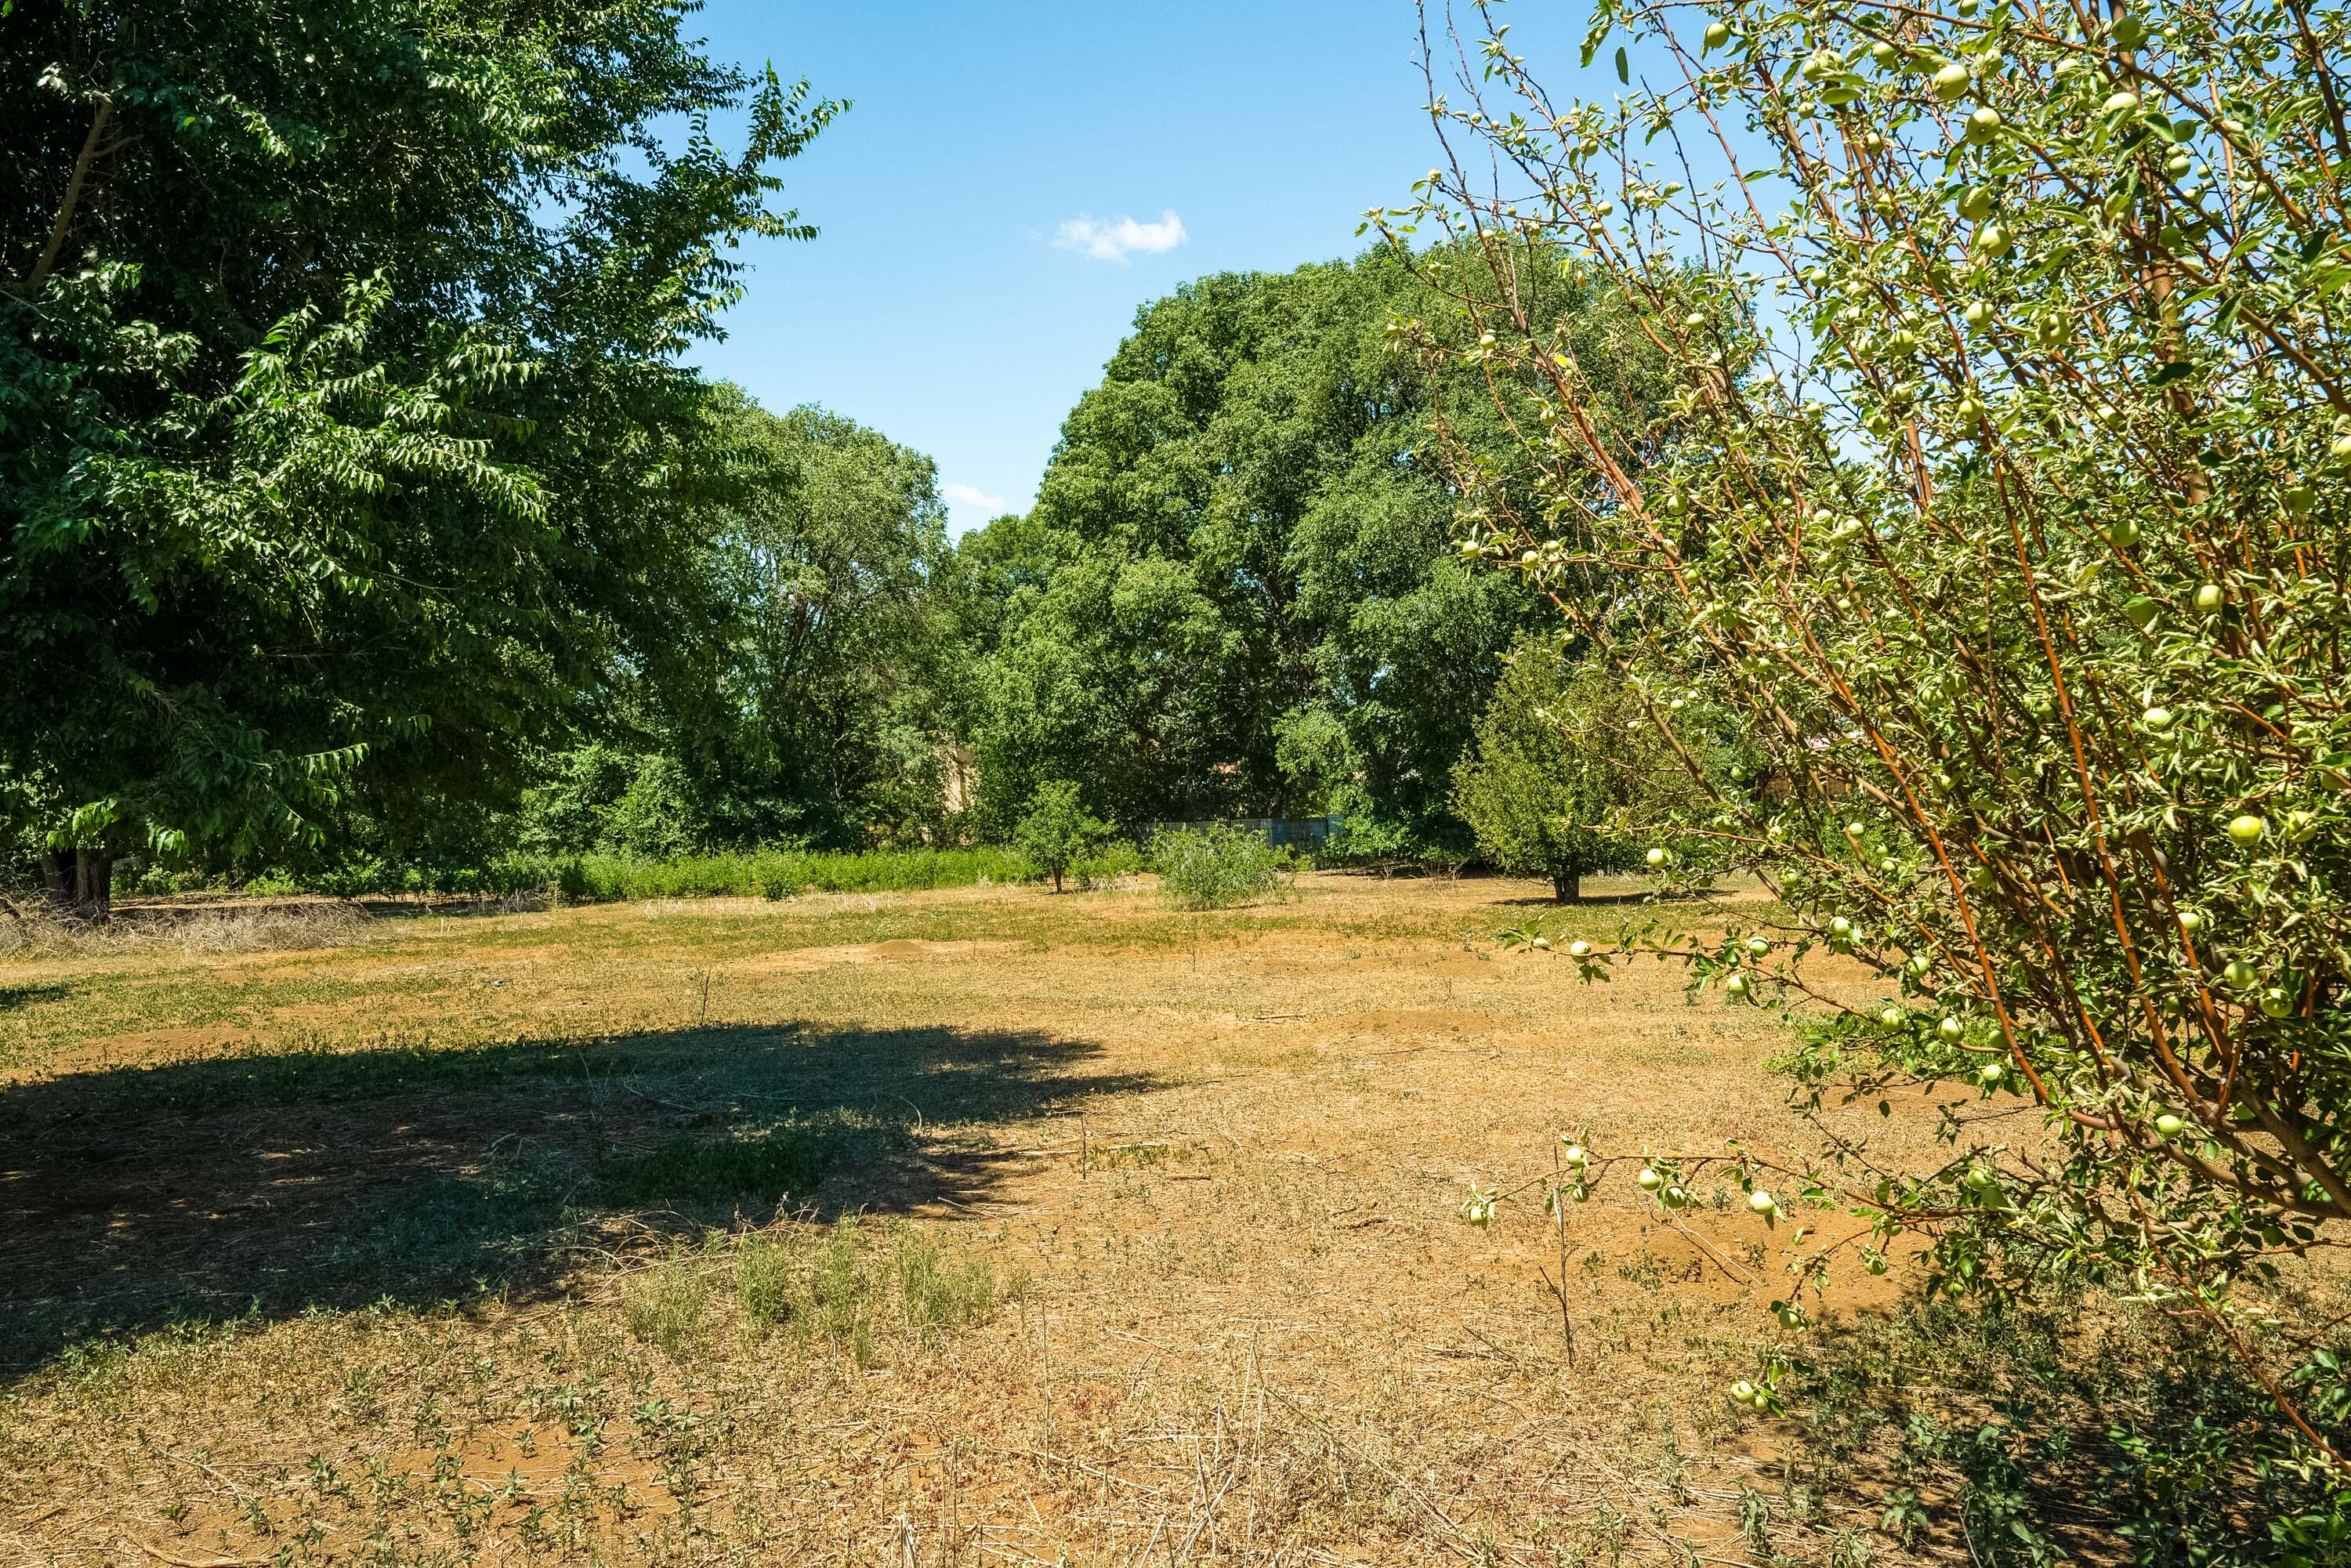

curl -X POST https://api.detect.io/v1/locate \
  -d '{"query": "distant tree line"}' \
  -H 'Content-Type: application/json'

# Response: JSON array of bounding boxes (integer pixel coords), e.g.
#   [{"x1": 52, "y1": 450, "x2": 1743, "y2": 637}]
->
[{"x1": 1, "y1": 1, "x2": 1681, "y2": 914}]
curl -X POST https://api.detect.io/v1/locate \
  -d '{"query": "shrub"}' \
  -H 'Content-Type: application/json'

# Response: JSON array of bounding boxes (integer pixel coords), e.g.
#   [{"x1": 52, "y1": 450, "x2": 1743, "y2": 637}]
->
[
  {"x1": 1313, "y1": 817, "x2": 1464, "y2": 875},
  {"x1": 1150, "y1": 824, "x2": 1288, "y2": 911},
  {"x1": 1069, "y1": 840, "x2": 1145, "y2": 891},
  {"x1": 1404, "y1": 0, "x2": 2351, "y2": 1514}
]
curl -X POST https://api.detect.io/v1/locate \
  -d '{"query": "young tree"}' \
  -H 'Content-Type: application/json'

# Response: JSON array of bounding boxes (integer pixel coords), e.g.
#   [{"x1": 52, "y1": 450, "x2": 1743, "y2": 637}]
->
[
  {"x1": 1013, "y1": 780, "x2": 1108, "y2": 894},
  {"x1": 1396, "y1": 0, "x2": 2351, "y2": 1523},
  {"x1": 0, "y1": 1, "x2": 836, "y2": 916},
  {"x1": 1452, "y1": 644, "x2": 1668, "y2": 901}
]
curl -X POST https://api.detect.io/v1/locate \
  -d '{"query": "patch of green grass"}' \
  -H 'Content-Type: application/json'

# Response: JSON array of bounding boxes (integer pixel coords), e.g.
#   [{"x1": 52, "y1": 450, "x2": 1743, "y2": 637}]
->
[
  {"x1": 734, "y1": 1239, "x2": 794, "y2": 1340},
  {"x1": 621, "y1": 1248, "x2": 710, "y2": 1356},
  {"x1": 892, "y1": 1221, "x2": 995, "y2": 1337},
  {"x1": 600, "y1": 1131, "x2": 828, "y2": 1207},
  {"x1": 808, "y1": 1217, "x2": 872, "y2": 1367}
]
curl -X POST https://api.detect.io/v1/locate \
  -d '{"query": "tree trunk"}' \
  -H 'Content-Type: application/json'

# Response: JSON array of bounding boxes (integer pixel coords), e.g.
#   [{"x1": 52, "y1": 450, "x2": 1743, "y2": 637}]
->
[
  {"x1": 1052, "y1": 867, "x2": 1064, "y2": 893},
  {"x1": 38, "y1": 848, "x2": 112, "y2": 923},
  {"x1": 1552, "y1": 868, "x2": 1581, "y2": 904},
  {"x1": 77, "y1": 849, "x2": 114, "y2": 923}
]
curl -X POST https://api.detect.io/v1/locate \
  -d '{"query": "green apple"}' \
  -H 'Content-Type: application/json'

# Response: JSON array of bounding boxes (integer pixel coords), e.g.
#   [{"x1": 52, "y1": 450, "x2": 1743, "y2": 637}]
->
[
  {"x1": 1531, "y1": 935, "x2": 1552, "y2": 951},
  {"x1": 1748, "y1": 1190, "x2": 1777, "y2": 1215},
  {"x1": 1567, "y1": 939, "x2": 1592, "y2": 958},
  {"x1": 2221, "y1": 959, "x2": 2260, "y2": 990},
  {"x1": 1724, "y1": 973, "x2": 1750, "y2": 998},
  {"x1": 1637, "y1": 1166, "x2": 1665, "y2": 1191},
  {"x1": 2176, "y1": 910, "x2": 2204, "y2": 936},
  {"x1": 1646, "y1": 847, "x2": 1668, "y2": 868},
  {"x1": 1963, "y1": 299, "x2": 1993, "y2": 327},
  {"x1": 2154, "y1": 1112, "x2": 2186, "y2": 1138},
  {"x1": 2104, "y1": 89, "x2": 2142, "y2": 115},
  {"x1": 1776, "y1": 1302, "x2": 1806, "y2": 1330},
  {"x1": 1965, "y1": 107, "x2": 2002, "y2": 143},
  {"x1": 2142, "y1": 705, "x2": 2173, "y2": 730},
  {"x1": 2125, "y1": 596, "x2": 2161, "y2": 630},
  {"x1": 1871, "y1": 41, "x2": 1899, "y2": 68},
  {"x1": 1933, "y1": 62, "x2": 1972, "y2": 100},
  {"x1": 2111, "y1": 12, "x2": 2147, "y2": 47},
  {"x1": 1560, "y1": 1143, "x2": 1589, "y2": 1168},
  {"x1": 1977, "y1": 1061, "x2": 2004, "y2": 1086},
  {"x1": 1881, "y1": 1007, "x2": 1906, "y2": 1028},
  {"x1": 1964, "y1": 1164, "x2": 1997, "y2": 1191},
  {"x1": 1864, "y1": 1252, "x2": 1889, "y2": 1276},
  {"x1": 1939, "y1": 1016, "x2": 1966, "y2": 1043},
  {"x1": 2260, "y1": 987, "x2": 2296, "y2": 1019},
  {"x1": 1746, "y1": 936, "x2": 1771, "y2": 956},
  {"x1": 2226, "y1": 813, "x2": 2266, "y2": 845},
  {"x1": 1663, "y1": 1186, "x2": 1690, "y2": 1209},
  {"x1": 2107, "y1": 516, "x2": 2143, "y2": 547},
  {"x1": 2194, "y1": 583, "x2": 2224, "y2": 613},
  {"x1": 1704, "y1": 20, "x2": 1732, "y2": 51},
  {"x1": 1958, "y1": 186, "x2": 1994, "y2": 221}
]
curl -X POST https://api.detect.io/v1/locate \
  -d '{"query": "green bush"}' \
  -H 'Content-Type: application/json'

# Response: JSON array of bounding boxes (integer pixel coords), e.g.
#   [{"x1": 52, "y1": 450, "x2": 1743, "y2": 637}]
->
[
  {"x1": 1150, "y1": 824, "x2": 1289, "y2": 911},
  {"x1": 1069, "y1": 841, "x2": 1145, "y2": 891}
]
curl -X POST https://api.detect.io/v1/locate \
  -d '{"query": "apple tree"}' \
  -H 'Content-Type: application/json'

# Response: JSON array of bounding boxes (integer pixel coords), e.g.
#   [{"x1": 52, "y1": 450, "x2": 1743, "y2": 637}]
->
[{"x1": 1388, "y1": 0, "x2": 2351, "y2": 1525}]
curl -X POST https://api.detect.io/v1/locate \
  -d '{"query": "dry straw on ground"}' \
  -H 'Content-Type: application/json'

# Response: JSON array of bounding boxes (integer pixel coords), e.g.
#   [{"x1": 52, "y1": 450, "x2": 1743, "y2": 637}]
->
[{"x1": 0, "y1": 875, "x2": 2005, "y2": 1563}]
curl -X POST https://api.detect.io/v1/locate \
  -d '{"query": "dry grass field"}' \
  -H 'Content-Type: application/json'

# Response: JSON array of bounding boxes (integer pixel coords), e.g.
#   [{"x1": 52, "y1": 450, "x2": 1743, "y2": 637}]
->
[{"x1": 0, "y1": 873, "x2": 2064, "y2": 1565}]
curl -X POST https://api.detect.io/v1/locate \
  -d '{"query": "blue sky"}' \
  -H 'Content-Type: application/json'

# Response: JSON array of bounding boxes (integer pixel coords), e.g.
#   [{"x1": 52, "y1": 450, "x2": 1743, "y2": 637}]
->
[{"x1": 682, "y1": 2, "x2": 1594, "y2": 534}]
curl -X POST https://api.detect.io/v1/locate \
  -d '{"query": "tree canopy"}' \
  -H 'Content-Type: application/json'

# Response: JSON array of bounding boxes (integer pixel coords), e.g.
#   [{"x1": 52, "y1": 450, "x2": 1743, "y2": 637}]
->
[
  {"x1": 952, "y1": 244, "x2": 1673, "y2": 845},
  {"x1": 2, "y1": 0, "x2": 835, "y2": 909}
]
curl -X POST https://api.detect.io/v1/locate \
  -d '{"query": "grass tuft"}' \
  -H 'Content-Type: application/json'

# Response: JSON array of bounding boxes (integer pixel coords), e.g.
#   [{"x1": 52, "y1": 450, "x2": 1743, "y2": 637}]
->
[
  {"x1": 892, "y1": 1221, "x2": 996, "y2": 1336},
  {"x1": 621, "y1": 1248, "x2": 710, "y2": 1355}
]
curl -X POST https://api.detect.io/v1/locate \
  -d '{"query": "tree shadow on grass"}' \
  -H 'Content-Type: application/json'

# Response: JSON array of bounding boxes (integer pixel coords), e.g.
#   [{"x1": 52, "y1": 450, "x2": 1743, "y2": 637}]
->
[{"x1": 0, "y1": 1019, "x2": 1153, "y2": 1378}]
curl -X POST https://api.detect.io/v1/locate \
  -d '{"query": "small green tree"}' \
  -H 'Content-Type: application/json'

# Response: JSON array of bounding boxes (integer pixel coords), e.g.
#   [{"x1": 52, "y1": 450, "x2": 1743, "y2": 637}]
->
[
  {"x1": 1013, "y1": 780, "x2": 1107, "y2": 893},
  {"x1": 1452, "y1": 645, "x2": 1675, "y2": 902}
]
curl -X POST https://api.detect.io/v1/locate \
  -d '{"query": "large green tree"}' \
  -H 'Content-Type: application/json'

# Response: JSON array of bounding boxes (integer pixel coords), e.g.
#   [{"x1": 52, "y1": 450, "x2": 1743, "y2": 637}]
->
[
  {"x1": 1, "y1": 0, "x2": 835, "y2": 914},
  {"x1": 648, "y1": 389, "x2": 955, "y2": 849},
  {"x1": 953, "y1": 245, "x2": 1671, "y2": 843}
]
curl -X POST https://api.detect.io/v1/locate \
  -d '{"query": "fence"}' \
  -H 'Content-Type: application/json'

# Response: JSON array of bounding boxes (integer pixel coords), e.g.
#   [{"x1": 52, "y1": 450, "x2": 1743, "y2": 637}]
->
[{"x1": 1143, "y1": 817, "x2": 1346, "y2": 852}]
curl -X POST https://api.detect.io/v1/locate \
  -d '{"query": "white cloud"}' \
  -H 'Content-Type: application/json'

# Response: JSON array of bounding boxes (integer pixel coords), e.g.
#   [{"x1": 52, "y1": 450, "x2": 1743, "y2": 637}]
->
[
  {"x1": 943, "y1": 482, "x2": 1007, "y2": 514},
  {"x1": 1053, "y1": 208, "x2": 1188, "y2": 263}
]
